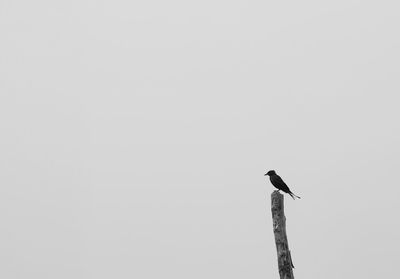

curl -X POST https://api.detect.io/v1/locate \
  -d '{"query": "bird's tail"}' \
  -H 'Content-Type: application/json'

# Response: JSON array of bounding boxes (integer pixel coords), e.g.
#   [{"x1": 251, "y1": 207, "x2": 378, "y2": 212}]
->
[{"x1": 289, "y1": 192, "x2": 301, "y2": 200}]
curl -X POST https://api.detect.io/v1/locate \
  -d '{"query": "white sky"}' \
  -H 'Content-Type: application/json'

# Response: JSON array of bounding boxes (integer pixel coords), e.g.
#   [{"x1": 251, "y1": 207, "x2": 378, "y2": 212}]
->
[{"x1": 1, "y1": 1, "x2": 400, "y2": 278}]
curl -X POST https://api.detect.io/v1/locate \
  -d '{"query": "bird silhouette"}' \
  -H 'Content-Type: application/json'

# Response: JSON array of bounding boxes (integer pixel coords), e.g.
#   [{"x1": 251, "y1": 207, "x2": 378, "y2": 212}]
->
[{"x1": 265, "y1": 170, "x2": 300, "y2": 200}]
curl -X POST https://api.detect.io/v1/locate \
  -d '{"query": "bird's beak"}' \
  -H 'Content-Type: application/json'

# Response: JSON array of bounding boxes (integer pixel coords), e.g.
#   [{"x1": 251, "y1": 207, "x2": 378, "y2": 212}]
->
[{"x1": 264, "y1": 173, "x2": 267, "y2": 176}]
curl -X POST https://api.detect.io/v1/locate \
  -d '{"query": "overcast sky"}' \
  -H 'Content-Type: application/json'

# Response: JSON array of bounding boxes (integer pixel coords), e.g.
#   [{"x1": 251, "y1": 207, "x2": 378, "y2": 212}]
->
[{"x1": 1, "y1": 1, "x2": 400, "y2": 278}]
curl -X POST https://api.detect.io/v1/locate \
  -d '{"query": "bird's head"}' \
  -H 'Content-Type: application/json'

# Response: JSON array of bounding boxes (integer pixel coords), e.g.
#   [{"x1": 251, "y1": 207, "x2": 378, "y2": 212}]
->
[{"x1": 265, "y1": 170, "x2": 276, "y2": 176}]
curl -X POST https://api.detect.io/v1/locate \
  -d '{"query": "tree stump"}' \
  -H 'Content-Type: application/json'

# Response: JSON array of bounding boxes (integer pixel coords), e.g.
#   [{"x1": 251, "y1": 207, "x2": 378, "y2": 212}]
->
[{"x1": 271, "y1": 190, "x2": 295, "y2": 279}]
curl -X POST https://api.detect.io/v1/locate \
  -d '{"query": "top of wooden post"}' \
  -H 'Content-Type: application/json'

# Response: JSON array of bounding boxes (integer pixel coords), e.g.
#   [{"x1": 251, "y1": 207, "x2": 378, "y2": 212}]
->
[{"x1": 271, "y1": 190, "x2": 284, "y2": 215}]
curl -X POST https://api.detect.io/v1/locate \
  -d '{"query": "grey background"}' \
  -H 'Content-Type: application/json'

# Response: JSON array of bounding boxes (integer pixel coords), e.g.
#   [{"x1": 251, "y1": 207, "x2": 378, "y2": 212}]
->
[{"x1": 1, "y1": 1, "x2": 400, "y2": 278}]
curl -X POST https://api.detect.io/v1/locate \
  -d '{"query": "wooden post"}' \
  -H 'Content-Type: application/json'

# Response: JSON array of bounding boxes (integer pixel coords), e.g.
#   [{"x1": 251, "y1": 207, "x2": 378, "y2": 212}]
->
[{"x1": 271, "y1": 190, "x2": 295, "y2": 279}]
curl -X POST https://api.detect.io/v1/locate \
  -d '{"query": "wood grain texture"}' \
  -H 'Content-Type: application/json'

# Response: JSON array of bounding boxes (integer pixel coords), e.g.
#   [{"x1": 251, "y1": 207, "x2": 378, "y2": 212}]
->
[{"x1": 271, "y1": 190, "x2": 295, "y2": 279}]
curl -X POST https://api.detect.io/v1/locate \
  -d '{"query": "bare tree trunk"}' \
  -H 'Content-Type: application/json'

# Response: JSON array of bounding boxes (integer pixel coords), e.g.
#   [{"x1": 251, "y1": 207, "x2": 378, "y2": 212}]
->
[{"x1": 271, "y1": 190, "x2": 295, "y2": 279}]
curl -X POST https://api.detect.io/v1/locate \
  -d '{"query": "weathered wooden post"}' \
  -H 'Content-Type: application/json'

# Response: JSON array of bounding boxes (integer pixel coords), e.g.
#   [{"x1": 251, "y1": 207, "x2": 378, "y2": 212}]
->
[{"x1": 271, "y1": 190, "x2": 295, "y2": 279}]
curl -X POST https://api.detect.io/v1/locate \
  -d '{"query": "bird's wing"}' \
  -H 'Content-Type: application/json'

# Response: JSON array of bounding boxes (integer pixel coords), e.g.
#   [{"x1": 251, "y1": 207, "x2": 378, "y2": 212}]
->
[
  {"x1": 274, "y1": 175, "x2": 291, "y2": 192},
  {"x1": 275, "y1": 175, "x2": 288, "y2": 187}
]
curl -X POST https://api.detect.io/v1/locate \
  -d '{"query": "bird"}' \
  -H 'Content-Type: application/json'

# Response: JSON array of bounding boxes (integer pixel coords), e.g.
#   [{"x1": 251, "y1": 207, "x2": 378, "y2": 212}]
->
[{"x1": 265, "y1": 170, "x2": 300, "y2": 200}]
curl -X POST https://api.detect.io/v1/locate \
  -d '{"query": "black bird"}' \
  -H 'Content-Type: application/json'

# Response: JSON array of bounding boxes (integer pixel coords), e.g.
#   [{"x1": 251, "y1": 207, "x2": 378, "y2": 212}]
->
[{"x1": 265, "y1": 170, "x2": 300, "y2": 200}]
